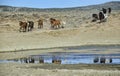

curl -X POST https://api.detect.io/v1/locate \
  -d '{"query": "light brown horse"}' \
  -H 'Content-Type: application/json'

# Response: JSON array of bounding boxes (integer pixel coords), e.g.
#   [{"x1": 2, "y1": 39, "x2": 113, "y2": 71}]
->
[
  {"x1": 50, "y1": 18, "x2": 61, "y2": 29},
  {"x1": 19, "y1": 21, "x2": 27, "y2": 32},
  {"x1": 37, "y1": 19, "x2": 43, "y2": 29}
]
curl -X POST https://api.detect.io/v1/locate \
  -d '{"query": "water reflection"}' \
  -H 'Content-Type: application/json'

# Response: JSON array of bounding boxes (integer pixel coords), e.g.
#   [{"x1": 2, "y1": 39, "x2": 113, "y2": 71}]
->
[{"x1": 0, "y1": 53, "x2": 120, "y2": 64}]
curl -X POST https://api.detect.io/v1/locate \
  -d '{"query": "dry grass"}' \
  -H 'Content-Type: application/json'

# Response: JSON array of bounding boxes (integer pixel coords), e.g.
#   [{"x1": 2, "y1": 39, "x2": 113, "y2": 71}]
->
[{"x1": 0, "y1": 63, "x2": 120, "y2": 76}]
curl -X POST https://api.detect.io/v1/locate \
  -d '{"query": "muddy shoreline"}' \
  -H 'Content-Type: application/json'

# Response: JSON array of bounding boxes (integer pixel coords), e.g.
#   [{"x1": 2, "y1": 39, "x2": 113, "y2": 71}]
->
[
  {"x1": 0, "y1": 44, "x2": 120, "y2": 53},
  {"x1": 21, "y1": 64, "x2": 120, "y2": 70},
  {"x1": 0, "y1": 44, "x2": 120, "y2": 60},
  {"x1": 1, "y1": 63, "x2": 120, "y2": 70}
]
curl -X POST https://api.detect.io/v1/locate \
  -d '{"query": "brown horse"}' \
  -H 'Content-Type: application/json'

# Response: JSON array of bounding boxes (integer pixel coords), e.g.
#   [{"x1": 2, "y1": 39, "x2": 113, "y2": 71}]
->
[
  {"x1": 52, "y1": 59, "x2": 61, "y2": 64},
  {"x1": 37, "y1": 19, "x2": 43, "y2": 29},
  {"x1": 50, "y1": 18, "x2": 61, "y2": 29},
  {"x1": 19, "y1": 21, "x2": 27, "y2": 32}
]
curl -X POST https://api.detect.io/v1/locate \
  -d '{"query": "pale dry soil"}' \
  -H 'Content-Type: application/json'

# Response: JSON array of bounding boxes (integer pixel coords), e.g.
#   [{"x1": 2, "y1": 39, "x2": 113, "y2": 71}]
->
[{"x1": 0, "y1": 63, "x2": 120, "y2": 76}]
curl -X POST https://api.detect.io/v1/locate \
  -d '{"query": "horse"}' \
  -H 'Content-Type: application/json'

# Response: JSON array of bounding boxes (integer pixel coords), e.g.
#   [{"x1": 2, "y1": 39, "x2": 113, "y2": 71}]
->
[
  {"x1": 102, "y1": 8, "x2": 107, "y2": 14},
  {"x1": 91, "y1": 8, "x2": 111, "y2": 23},
  {"x1": 109, "y1": 58, "x2": 112, "y2": 63},
  {"x1": 93, "y1": 57, "x2": 99, "y2": 63},
  {"x1": 19, "y1": 21, "x2": 27, "y2": 32},
  {"x1": 108, "y1": 7, "x2": 112, "y2": 16},
  {"x1": 99, "y1": 11, "x2": 107, "y2": 23},
  {"x1": 37, "y1": 19, "x2": 43, "y2": 29},
  {"x1": 28, "y1": 21, "x2": 34, "y2": 31},
  {"x1": 39, "y1": 57, "x2": 44, "y2": 63},
  {"x1": 28, "y1": 57, "x2": 35, "y2": 63},
  {"x1": 100, "y1": 57, "x2": 106, "y2": 63},
  {"x1": 92, "y1": 13, "x2": 99, "y2": 22},
  {"x1": 50, "y1": 18, "x2": 61, "y2": 29},
  {"x1": 52, "y1": 59, "x2": 61, "y2": 64}
]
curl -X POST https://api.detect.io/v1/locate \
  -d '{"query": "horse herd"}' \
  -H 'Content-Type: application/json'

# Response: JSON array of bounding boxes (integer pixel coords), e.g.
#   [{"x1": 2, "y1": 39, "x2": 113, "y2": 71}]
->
[
  {"x1": 94, "y1": 57, "x2": 112, "y2": 63},
  {"x1": 19, "y1": 18, "x2": 64, "y2": 32},
  {"x1": 92, "y1": 7, "x2": 112, "y2": 23},
  {"x1": 19, "y1": 7, "x2": 112, "y2": 32},
  {"x1": 19, "y1": 57, "x2": 61, "y2": 64},
  {"x1": 19, "y1": 56, "x2": 112, "y2": 64}
]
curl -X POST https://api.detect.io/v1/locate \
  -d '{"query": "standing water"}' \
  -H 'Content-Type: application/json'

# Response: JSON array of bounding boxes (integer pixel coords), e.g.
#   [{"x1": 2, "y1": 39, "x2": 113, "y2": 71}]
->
[
  {"x1": 0, "y1": 53, "x2": 120, "y2": 64},
  {"x1": 0, "y1": 45, "x2": 120, "y2": 64}
]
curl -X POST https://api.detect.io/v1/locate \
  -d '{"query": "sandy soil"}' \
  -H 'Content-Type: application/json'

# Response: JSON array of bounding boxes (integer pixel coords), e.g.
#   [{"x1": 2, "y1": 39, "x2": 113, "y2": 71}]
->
[{"x1": 0, "y1": 14, "x2": 120, "y2": 52}]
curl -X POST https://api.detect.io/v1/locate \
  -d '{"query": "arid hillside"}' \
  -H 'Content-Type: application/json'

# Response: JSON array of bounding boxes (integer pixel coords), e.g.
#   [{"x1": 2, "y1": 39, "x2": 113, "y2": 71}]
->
[{"x1": 0, "y1": 1, "x2": 120, "y2": 51}]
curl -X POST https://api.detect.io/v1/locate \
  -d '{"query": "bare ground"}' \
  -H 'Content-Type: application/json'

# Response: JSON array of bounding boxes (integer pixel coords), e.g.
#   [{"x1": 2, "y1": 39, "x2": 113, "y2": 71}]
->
[
  {"x1": 0, "y1": 63, "x2": 120, "y2": 76},
  {"x1": 0, "y1": 11, "x2": 120, "y2": 52}
]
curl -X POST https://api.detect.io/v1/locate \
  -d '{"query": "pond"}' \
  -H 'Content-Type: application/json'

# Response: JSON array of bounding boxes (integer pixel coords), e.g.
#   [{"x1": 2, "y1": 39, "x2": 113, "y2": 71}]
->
[
  {"x1": 0, "y1": 45, "x2": 120, "y2": 64},
  {"x1": 0, "y1": 52, "x2": 120, "y2": 64}
]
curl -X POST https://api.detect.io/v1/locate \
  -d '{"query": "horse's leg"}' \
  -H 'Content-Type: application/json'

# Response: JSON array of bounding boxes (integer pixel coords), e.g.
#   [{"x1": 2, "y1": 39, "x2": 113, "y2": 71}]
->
[
  {"x1": 58, "y1": 24, "x2": 60, "y2": 28},
  {"x1": 53, "y1": 25, "x2": 55, "y2": 29},
  {"x1": 42, "y1": 25, "x2": 43, "y2": 28},
  {"x1": 56, "y1": 24, "x2": 59, "y2": 29},
  {"x1": 40, "y1": 25, "x2": 41, "y2": 29},
  {"x1": 51, "y1": 24, "x2": 53, "y2": 29},
  {"x1": 19, "y1": 27, "x2": 22, "y2": 32},
  {"x1": 30, "y1": 25, "x2": 32, "y2": 31},
  {"x1": 28, "y1": 26, "x2": 30, "y2": 31},
  {"x1": 55, "y1": 25, "x2": 58, "y2": 29},
  {"x1": 24, "y1": 26, "x2": 27, "y2": 32},
  {"x1": 30, "y1": 27, "x2": 32, "y2": 31},
  {"x1": 23, "y1": 27, "x2": 25, "y2": 32}
]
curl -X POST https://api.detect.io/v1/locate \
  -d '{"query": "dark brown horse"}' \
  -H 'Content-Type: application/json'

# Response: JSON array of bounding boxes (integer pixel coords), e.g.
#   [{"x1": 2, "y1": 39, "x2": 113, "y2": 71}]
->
[
  {"x1": 99, "y1": 11, "x2": 105, "y2": 23},
  {"x1": 108, "y1": 7, "x2": 111, "y2": 14},
  {"x1": 37, "y1": 19, "x2": 43, "y2": 29},
  {"x1": 28, "y1": 21, "x2": 34, "y2": 31},
  {"x1": 50, "y1": 18, "x2": 61, "y2": 29},
  {"x1": 100, "y1": 57, "x2": 106, "y2": 63},
  {"x1": 102, "y1": 8, "x2": 107, "y2": 14},
  {"x1": 92, "y1": 14, "x2": 99, "y2": 22},
  {"x1": 93, "y1": 57, "x2": 99, "y2": 63},
  {"x1": 19, "y1": 21, "x2": 27, "y2": 32}
]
